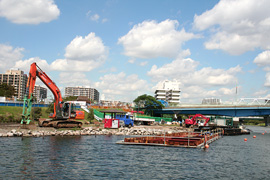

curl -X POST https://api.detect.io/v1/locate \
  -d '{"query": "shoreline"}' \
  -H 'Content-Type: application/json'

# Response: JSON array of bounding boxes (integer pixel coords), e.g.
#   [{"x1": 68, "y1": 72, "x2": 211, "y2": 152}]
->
[{"x1": 0, "y1": 124, "x2": 188, "y2": 137}]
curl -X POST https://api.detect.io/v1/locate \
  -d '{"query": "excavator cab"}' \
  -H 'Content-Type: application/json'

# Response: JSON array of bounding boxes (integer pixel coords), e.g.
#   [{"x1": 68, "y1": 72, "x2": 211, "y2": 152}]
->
[{"x1": 62, "y1": 102, "x2": 77, "y2": 119}]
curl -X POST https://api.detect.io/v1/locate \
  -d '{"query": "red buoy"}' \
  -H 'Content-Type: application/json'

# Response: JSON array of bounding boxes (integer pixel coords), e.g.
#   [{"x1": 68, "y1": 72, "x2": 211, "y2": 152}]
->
[
  {"x1": 205, "y1": 144, "x2": 209, "y2": 149},
  {"x1": 262, "y1": 133, "x2": 265, "y2": 135},
  {"x1": 253, "y1": 135, "x2": 256, "y2": 138},
  {"x1": 244, "y1": 138, "x2": 247, "y2": 141}
]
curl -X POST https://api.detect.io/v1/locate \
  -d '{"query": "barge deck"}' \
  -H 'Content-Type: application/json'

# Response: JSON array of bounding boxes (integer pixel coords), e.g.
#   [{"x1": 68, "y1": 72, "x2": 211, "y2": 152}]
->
[{"x1": 117, "y1": 128, "x2": 223, "y2": 148}]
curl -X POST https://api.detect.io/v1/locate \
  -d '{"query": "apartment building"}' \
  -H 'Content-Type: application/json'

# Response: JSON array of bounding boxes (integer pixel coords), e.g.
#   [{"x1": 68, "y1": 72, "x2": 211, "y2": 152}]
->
[
  {"x1": 155, "y1": 80, "x2": 181, "y2": 104},
  {"x1": 33, "y1": 85, "x2": 47, "y2": 102},
  {"x1": 0, "y1": 69, "x2": 28, "y2": 99},
  {"x1": 65, "y1": 86, "x2": 99, "y2": 102}
]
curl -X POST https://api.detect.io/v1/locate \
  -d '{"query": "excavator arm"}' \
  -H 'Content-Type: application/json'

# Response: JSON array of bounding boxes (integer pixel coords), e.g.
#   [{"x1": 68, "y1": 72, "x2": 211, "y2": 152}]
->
[
  {"x1": 21, "y1": 62, "x2": 63, "y2": 124},
  {"x1": 192, "y1": 114, "x2": 210, "y2": 126}
]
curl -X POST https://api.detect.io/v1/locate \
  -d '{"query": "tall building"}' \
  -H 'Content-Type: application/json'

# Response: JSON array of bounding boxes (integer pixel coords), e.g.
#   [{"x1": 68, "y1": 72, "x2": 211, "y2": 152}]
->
[
  {"x1": 155, "y1": 80, "x2": 181, "y2": 104},
  {"x1": 65, "y1": 86, "x2": 99, "y2": 102},
  {"x1": 0, "y1": 69, "x2": 28, "y2": 99},
  {"x1": 33, "y1": 85, "x2": 47, "y2": 102}
]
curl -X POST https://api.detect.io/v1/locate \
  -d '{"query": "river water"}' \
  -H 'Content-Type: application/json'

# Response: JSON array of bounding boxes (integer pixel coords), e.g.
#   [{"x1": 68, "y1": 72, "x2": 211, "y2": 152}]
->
[{"x1": 0, "y1": 126, "x2": 270, "y2": 180}]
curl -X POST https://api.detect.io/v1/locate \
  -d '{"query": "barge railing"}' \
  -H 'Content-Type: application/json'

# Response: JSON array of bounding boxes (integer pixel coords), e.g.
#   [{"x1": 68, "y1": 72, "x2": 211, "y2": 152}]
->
[{"x1": 117, "y1": 128, "x2": 223, "y2": 148}]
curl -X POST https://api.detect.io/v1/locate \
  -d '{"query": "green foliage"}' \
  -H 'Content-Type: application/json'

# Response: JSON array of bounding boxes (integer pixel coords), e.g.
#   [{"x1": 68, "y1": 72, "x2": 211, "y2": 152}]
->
[
  {"x1": 133, "y1": 94, "x2": 164, "y2": 109},
  {"x1": 0, "y1": 107, "x2": 22, "y2": 123},
  {"x1": 0, "y1": 106, "x2": 49, "y2": 123},
  {"x1": 133, "y1": 94, "x2": 164, "y2": 116},
  {"x1": 243, "y1": 119, "x2": 264, "y2": 125},
  {"x1": 63, "y1": 96, "x2": 78, "y2": 101},
  {"x1": 0, "y1": 83, "x2": 16, "y2": 97},
  {"x1": 87, "y1": 108, "x2": 94, "y2": 123},
  {"x1": 32, "y1": 107, "x2": 42, "y2": 120},
  {"x1": 46, "y1": 102, "x2": 54, "y2": 114}
]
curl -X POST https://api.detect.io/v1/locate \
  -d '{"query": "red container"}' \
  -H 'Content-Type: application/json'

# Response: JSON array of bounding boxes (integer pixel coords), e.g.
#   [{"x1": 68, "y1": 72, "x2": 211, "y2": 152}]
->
[{"x1": 104, "y1": 118, "x2": 119, "y2": 128}]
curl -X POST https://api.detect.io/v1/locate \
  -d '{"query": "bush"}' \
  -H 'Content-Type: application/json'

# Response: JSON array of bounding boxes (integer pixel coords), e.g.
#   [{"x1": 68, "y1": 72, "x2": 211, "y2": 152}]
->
[
  {"x1": 87, "y1": 109, "x2": 94, "y2": 123},
  {"x1": 32, "y1": 107, "x2": 42, "y2": 120},
  {"x1": 46, "y1": 102, "x2": 54, "y2": 114}
]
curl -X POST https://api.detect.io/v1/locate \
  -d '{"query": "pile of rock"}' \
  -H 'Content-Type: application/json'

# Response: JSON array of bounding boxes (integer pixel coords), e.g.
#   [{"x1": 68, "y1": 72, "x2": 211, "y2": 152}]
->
[{"x1": 0, "y1": 127, "x2": 186, "y2": 137}]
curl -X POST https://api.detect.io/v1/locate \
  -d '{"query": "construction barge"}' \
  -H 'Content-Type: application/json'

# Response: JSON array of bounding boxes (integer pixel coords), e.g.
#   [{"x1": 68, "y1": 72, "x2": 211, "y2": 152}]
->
[{"x1": 117, "y1": 128, "x2": 223, "y2": 148}]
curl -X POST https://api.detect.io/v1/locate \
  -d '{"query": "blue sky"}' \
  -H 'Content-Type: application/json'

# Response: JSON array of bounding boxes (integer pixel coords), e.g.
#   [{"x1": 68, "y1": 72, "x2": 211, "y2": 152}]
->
[{"x1": 1, "y1": 0, "x2": 270, "y2": 103}]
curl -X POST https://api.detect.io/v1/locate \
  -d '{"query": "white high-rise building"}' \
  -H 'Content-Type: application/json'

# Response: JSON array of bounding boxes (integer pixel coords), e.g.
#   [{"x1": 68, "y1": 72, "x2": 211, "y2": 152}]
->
[
  {"x1": 155, "y1": 80, "x2": 181, "y2": 104},
  {"x1": 65, "y1": 86, "x2": 99, "y2": 102}
]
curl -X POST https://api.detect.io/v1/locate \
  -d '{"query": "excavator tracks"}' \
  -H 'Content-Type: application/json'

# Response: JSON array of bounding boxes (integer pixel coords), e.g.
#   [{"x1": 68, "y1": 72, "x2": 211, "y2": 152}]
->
[
  {"x1": 53, "y1": 121, "x2": 82, "y2": 128},
  {"x1": 38, "y1": 119, "x2": 82, "y2": 128}
]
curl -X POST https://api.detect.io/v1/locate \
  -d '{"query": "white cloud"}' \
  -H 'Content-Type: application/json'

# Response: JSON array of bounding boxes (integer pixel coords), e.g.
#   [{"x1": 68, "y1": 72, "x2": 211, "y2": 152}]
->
[
  {"x1": 148, "y1": 58, "x2": 241, "y2": 87},
  {"x1": 254, "y1": 50, "x2": 270, "y2": 67},
  {"x1": 0, "y1": 44, "x2": 24, "y2": 72},
  {"x1": 3, "y1": 33, "x2": 107, "y2": 73},
  {"x1": 180, "y1": 86, "x2": 237, "y2": 103},
  {"x1": 14, "y1": 57, "x2": 50, "y2": 72},
  {"x1": 253, "y1": 50, "x2": 270, "y2": 84},
  {"x1": 118, "y1": 19, "x2": 198, "y2": 59},
  {"x1": 184, "y1": 65, "x2": 241, "y2": 87},
  {"x1": 0, "y1": 0, "x2": 60, "y2": 24},
  {"x1": 95, "y1": 72, "x2": 149, "y2": 101},
  {"x1": 264, "y1": 72, "x2": 270, "y2": 87},
  {"x1": 59, "y1": 72, "x2": 91, "y2": 87},
  {"x1": 99, "y1": 67, "x2": 117, "y2": 73},
  {"x1": 52, "y1": 32, "x2": 108, "y2": 71},
  {"x1": 51, "y1": 59, "x2": 103, "y2": 72},
  {"x1": 147, "y1": 58, "x2": 199, "y2": 82},
  {"x1": 65, "y1": 33, "x2": 107, "y2": 61},
  {"x1": 194, "y1": 0, "x2": 270, "y2": 55},
  {"x1": 148, "y1": 57, "x2": 242, "y2": 103},
  {"x1": 254, "y1": 89, "x2": 268, "y2": 97},
  {"x1": 90, "y1": 14, "x2": 100, "y2": 21},
  {"x1": 86, "y1": 11, "x2": 107, "y2": 23}
]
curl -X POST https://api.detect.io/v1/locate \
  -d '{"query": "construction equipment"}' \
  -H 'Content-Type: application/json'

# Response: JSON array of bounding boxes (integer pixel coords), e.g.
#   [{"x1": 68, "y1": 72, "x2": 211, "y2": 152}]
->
[
  {"x1": 184, "y1": 114, "x2": 210, "y2": 128},
  {"x1": 21, "y1": 62, "x2": 84, "y2": 128}
]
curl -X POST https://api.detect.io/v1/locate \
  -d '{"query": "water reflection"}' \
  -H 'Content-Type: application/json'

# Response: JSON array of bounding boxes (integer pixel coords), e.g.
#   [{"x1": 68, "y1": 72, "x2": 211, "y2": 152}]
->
[{"x1": 20, "y1": 138, "x2": 35, "y2": 178}]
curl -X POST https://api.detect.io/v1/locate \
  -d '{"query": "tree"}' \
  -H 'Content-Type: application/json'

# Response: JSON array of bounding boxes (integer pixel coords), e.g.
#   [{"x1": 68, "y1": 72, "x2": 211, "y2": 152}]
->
[
  {"x1": 0, "y1": 83, "x2": 16, "y2": 97},
  {"x1": 32, "y1": 107, "x2": 42, "y2": 120},
  {"x1": 63, "y1": 96, "x2": 78, "y2": 101},
  {"x1": 87, "y1": 108, "x2": 94, "y2": 123},
  {"x1": 133, "y1": 94, "x2": 164, "y2": 116},
  {"x1": 46, "y1": 101, "x2": 54, "y2": 114}
]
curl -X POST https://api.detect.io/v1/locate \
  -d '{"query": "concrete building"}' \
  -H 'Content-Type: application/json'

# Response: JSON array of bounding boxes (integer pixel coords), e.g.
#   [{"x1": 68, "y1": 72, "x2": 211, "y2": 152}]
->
[
  {"x1": 0, "y1": 69, "x2": 28, "y2": 99},
  {"x1": 99, "y1": 100, "x2": 132, "y2": 108},
  {"x1": 33, "y1": 85, "x2": 47, "y2": 102},
  {"x1": 202, "y1": 98, "x2": 221, "y2": 105},
  {"x1": 65, "y1": 86, "x2": 99, "y2": 102},
  {"x1": 155, "y1": 80, "x2": 181, "y2": 104}
]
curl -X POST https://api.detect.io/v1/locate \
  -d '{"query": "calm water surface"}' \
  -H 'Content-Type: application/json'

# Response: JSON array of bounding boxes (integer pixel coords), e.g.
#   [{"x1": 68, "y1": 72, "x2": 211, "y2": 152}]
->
[{"x1": 0, "y1": 126, "x2": 270, "y2": 180}]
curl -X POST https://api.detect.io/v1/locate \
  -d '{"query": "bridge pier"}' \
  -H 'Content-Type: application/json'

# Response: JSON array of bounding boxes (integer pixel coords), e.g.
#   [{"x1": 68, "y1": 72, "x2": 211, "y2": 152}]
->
[{"x1": 264, "y1": 116, "x2": 270, "y2": 126}]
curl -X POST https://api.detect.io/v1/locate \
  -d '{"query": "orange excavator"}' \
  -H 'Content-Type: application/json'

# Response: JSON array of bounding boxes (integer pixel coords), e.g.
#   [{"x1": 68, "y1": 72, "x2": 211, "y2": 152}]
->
[{"x1": 21, "y1": 62, "x2": 84, "y2": 128}]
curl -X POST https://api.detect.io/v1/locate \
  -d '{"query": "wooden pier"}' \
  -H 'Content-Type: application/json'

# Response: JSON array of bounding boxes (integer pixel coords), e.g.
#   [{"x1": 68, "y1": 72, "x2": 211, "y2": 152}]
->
[{"x1": 116, "y1": 128, "x2": 223, "y2": 148}]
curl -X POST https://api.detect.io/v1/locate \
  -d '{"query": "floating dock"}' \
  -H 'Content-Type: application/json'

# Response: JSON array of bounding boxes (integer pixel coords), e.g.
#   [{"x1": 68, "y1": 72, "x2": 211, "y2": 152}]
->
[{"x1": 117, "y1": 128, "x2": 223, "y2": 148}]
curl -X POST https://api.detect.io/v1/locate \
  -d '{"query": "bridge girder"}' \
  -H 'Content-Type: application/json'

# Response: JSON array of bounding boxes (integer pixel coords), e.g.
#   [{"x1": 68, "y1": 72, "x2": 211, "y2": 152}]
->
[{"x1": 154, "y1": 106, "x2": 270, "y2": 117}]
